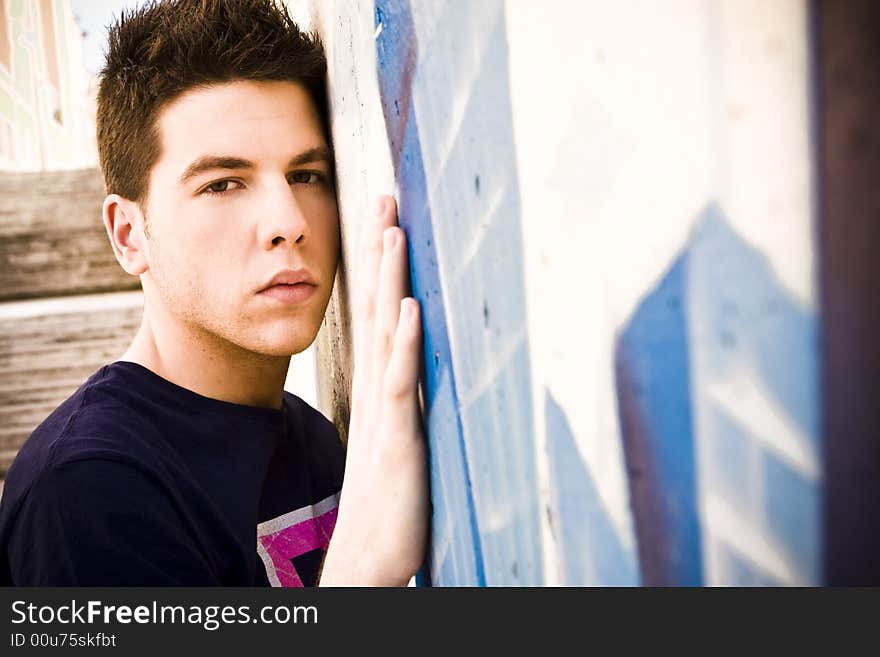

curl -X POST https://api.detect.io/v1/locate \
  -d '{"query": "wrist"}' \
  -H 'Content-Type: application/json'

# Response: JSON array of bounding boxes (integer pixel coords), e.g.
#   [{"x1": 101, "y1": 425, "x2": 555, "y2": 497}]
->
[{"x1": 319, "y1": 521, "x2": 409, "y2": 587}]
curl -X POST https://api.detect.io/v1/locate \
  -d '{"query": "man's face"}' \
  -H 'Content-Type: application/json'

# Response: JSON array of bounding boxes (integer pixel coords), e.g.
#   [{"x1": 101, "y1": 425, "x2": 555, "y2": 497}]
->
[{"x1": 141, "y1": 80, "x2": 339, "y2": 357}]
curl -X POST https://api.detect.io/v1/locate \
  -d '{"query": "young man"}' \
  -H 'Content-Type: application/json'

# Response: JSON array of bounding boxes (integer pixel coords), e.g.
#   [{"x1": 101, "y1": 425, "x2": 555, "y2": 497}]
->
[{"x1": 0, "y1": 0, "x2": 427, "y2": 586}]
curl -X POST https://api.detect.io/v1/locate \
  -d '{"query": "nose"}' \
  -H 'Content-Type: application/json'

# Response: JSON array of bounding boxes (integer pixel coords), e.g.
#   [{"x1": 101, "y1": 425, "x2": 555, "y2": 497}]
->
[{"x1": 257, "y1": 179, "x2": 309, "y2": 249}]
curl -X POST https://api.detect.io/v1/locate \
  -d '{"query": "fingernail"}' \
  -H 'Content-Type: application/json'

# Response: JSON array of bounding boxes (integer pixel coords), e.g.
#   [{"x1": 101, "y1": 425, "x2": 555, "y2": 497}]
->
[{"x1": 401, "y1": 298, "x2": 412, "y2": 317}]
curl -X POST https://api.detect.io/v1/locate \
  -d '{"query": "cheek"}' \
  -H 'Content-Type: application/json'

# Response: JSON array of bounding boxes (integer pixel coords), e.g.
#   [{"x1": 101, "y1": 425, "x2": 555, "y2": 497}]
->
[
  {"x1": 148, "y1": 227, "x2": 231, "y2": 303},
  {"x1": 319, "y1": 221, "x2": 340, "y2": 259},
  {"x1": 155, "y1": 210, "x2": 244, "y2": 269},
  {"x1": 312, "y1": 206, "x2": 340, "y2": 259}
]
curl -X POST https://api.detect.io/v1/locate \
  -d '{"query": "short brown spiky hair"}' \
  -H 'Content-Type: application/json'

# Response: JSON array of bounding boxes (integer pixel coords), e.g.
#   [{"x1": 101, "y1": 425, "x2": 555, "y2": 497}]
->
[{"x1": 97, "y1": 0, "x2": 328, "y2": 205}]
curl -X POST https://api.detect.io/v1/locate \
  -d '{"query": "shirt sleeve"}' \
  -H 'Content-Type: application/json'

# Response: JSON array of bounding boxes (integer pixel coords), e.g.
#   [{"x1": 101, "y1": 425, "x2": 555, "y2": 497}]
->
[{"x1": 6, "y1": 458, "x2": 219, "y2": 585}]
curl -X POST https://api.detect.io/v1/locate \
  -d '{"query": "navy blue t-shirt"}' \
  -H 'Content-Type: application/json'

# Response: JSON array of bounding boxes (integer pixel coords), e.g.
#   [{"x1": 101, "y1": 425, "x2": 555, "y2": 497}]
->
[{"x1": 0, "y1": 361, "x2": 344, "y2": 586}]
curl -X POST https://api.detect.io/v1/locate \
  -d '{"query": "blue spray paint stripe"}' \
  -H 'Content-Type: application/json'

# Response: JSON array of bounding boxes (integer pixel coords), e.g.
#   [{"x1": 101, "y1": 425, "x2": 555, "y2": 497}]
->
[
  {"x1": 615, "y1": 205, "x2": 821, "y2": 584},
  {"x1": 374, "y1": 0, "x2": 486, "y2": 586},
  {"x1": 615, "y1": 250, "x2": 703, "y2": 585}
]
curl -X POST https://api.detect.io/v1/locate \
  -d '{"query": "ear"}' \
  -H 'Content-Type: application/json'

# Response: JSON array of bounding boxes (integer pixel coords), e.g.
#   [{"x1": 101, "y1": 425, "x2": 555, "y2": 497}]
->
[{"x1": 103, "y1": 194, "x2": 149, "y2": 276}]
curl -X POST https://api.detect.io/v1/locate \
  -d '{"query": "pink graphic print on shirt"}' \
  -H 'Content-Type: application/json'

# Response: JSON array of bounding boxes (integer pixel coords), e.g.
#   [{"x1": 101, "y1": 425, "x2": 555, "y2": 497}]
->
[{"x1": 256, "y1": 493, "x2": 339, "y2": 587}]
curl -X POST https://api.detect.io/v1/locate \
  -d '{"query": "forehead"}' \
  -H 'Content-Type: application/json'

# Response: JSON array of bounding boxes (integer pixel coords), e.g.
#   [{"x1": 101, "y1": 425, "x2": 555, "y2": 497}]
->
[{"x1": 152, "y1": 80, "x2": 326, "y2": 175}]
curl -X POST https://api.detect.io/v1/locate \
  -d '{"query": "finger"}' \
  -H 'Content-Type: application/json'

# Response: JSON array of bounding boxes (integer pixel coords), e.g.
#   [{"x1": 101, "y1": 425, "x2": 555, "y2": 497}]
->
[
  {"x1": 383, "y1": 297, "x2": 422, "y2": 405},
  {"x1": 372, "y1": 224, "x2": 410, "y2": 390},
  {"x1": 351, "y1": 195, "x2": 397, "y2": 422},
  {"x1": 353, "y1": 196, "x2": 391, "y2": 355}
]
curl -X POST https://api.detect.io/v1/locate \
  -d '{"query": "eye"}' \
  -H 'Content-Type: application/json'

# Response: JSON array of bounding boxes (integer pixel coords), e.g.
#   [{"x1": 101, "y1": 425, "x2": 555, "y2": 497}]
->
[
  {"x1": 202, "y1": 179, "x2": 242, "y2": 194},
  {"x1": 288, "y1": 171, "x2": 322, "y2": 185}
]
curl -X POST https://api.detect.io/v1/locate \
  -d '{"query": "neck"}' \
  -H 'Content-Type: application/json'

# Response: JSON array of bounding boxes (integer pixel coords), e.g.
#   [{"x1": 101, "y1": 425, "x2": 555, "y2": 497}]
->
[{"x1": 122, "y1": 298, "x2": 291, "y2": 410}]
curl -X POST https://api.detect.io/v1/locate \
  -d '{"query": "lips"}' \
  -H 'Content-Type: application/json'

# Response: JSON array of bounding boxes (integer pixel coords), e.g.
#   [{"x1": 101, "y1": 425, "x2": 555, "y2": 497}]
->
[{"x1": 258, "y1": 268, "x2": 317, "y2": 304}]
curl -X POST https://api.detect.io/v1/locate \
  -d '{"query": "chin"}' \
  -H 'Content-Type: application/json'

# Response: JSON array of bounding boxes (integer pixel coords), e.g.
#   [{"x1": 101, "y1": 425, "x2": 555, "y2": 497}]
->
[
  {"x1": 254, "y1": 342, "x2": 312, "y2": 357},
  {"x1": 241, "y1": 325, "x2": 319, "y2": 357}
]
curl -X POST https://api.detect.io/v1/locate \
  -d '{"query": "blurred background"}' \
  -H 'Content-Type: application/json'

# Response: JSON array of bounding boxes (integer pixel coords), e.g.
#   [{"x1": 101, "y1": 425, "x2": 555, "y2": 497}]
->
[{"x1": 1, "y1": 0, "x2": 877, "y2": 586}]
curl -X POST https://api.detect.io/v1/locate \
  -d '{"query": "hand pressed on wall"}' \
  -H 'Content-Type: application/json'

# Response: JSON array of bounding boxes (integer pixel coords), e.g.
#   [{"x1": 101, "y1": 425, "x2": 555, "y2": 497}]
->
[{"x1": 319, "y1": 195, "x2": 429, "y2": 586}]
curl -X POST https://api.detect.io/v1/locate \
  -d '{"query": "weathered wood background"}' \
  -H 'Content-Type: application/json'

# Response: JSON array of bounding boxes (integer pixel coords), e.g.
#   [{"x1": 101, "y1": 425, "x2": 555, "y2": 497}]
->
[
  {"x1": 0, "y1": 168, "x2": 140, "y2": 301},
  {"x1": 0, "y1": 168, "x2": 141, "y2": 477}
]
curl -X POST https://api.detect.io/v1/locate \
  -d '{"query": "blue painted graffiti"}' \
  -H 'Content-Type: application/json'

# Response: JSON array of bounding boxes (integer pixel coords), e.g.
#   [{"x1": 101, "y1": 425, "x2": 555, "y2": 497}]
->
[
  {"x1": 374, "y1": 0, "x2": 544, "y2": 585},
  {"x1": 374, "y1": 0, "x2": 484, "y2": 586}
]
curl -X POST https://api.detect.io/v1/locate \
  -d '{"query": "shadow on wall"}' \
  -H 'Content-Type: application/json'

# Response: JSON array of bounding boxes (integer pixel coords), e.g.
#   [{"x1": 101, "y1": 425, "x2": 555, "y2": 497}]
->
[
  {"x1": 616, "y1": 204, "x2": 820, "y2": 585},
  {"x1": 614, "y1": 229, "x2": 702, "y2": 586}
]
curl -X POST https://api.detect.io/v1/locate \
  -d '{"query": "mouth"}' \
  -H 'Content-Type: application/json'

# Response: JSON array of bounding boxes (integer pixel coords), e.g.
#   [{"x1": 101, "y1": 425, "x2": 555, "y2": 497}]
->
[
  {"x1": 258, "y1": 268, "x2": 318, "y2": 304},
  {"x1": 259, "y1": 282, "x2": 317, "y2": 304}
]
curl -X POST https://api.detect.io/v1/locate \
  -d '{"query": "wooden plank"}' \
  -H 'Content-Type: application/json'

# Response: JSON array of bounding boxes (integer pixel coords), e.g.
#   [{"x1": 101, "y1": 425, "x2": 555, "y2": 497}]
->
[
  {"x1": 0, "y1": 168, "x2": 141, "y2": 301},
  {"x1": 0, "y1": 295, "x2": 142, "y2": 475}
]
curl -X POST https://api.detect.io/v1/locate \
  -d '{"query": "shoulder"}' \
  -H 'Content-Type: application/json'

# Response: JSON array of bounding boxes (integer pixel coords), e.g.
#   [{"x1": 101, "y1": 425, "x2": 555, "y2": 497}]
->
[
  {"x1": 2, "y1": 455, "x2": 171, "y2": 546},
  {"x1": 2, "y1": 457, "x2": 214, "y2": 585},
  {"x1": 19, "y1": 456, "x2": 170, "y2": 508},
  {"x1": 2, "y1": 447, "x2": 176, "y2": 546},
  {"x1": 1, "y1": 366, "x2": 173, "y2": 529}
]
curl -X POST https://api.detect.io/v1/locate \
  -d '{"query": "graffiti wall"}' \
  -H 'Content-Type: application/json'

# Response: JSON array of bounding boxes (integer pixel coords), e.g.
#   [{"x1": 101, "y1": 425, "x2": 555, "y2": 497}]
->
[{"x1": 310, "y1": 0, "x2": 878, "y2": 585}]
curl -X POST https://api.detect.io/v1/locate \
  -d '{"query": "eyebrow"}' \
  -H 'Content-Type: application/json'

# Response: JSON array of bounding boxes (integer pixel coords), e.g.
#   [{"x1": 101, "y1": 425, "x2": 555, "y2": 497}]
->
[{"x1": 178, "y1": 146, "x2": 334, "y2": 185}]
